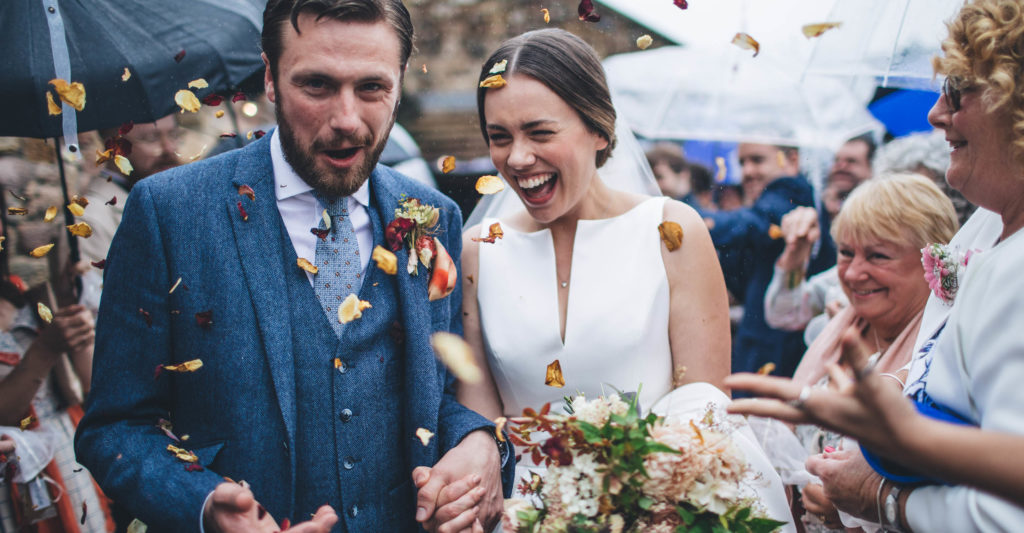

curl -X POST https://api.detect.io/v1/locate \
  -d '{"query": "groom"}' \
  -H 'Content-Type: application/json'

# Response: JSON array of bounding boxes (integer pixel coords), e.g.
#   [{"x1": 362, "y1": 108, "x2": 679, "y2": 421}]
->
[{"x1": 74, "y1": 1, "x2": 512, "y2": 531}]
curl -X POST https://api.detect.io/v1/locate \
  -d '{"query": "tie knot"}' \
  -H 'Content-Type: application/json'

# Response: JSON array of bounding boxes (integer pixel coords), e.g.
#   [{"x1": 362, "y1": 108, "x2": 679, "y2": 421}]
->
[{"x1": 314, "y1": 192, "x2": 347, "y2": 218}]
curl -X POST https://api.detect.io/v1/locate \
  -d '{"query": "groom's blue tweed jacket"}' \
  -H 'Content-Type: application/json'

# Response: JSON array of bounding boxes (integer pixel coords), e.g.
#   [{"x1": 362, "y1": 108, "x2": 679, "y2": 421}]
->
[{"x1": 74, "y1": 133, "x2": 513, "y2": 532}]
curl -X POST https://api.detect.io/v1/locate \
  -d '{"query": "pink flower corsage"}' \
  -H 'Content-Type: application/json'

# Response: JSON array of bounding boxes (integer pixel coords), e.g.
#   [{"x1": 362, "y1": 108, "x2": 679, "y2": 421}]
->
[{"x1": 921, "y1": 243, "x2": 977, "y2": 305}]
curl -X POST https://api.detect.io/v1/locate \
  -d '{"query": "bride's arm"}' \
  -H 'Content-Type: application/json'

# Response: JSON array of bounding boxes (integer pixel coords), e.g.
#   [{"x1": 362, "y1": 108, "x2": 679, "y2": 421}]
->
[
  {"x1": 457, "y1": 227, "x2": 505, "y2": 419},
  {"x1": 663, "y1": 200, "x2": 731, "y2": 393}
]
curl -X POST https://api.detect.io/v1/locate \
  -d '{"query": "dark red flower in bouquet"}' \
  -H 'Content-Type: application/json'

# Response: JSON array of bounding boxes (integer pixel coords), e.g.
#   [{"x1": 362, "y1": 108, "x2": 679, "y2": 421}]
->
[
  {"x1": 385, "y1": 217, "x2": 415, "y2": 252},
  {"x1": 541, "y1": 436, "x2": 573, "y2": 466}
]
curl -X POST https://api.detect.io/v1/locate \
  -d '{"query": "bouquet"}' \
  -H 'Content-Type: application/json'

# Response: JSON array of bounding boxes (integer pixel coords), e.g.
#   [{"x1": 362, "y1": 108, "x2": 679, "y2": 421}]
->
[{"x1": 504, "y1": 394, "x2": 784, "y2": 533}]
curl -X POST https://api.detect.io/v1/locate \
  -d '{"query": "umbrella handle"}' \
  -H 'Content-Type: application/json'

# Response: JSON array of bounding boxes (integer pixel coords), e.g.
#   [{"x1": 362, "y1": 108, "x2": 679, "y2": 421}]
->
[{"x1": 53, "y1": 138, "x2": 82, "y2": 305}]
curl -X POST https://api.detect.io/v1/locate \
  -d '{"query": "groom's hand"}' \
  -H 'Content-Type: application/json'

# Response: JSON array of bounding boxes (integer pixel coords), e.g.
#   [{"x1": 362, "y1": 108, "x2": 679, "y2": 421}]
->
[
  {"x1": 413, "y1": 430, "x2": 502, "y2": 532},
  {"x1": 203, "y1": 482, "x2": 338, "y2": 533}
]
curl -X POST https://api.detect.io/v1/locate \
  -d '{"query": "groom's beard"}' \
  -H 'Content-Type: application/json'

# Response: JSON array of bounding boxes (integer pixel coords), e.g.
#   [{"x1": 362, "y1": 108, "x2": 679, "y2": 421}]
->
[{"x1": 275, "y1": 97, "x2": 396, "y2": 198}]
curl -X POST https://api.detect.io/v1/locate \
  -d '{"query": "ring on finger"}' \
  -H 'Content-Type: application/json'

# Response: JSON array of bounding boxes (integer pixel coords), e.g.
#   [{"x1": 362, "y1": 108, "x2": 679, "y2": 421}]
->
[{"x1": 788, "y1": 385, "x2": 812, "y2": 410}]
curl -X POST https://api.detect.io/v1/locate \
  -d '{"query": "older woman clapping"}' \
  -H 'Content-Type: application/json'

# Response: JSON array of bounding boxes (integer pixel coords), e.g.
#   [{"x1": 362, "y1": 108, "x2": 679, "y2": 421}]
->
[{"x1": 729, "y1": 1, "x2": 1024, "y2": 530}]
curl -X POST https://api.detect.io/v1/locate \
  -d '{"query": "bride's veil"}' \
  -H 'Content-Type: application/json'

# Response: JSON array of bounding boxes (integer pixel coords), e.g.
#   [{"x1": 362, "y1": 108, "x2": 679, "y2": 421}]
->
[{"x1": 463, "y1": 114, "x2": 662, "y2": 229}]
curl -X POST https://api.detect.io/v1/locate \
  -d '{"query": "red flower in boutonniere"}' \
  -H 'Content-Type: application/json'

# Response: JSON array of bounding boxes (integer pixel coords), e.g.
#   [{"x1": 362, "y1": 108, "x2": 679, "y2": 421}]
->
[{"x1": 384, "y1": 198, "x2": 455, "y2": 299}]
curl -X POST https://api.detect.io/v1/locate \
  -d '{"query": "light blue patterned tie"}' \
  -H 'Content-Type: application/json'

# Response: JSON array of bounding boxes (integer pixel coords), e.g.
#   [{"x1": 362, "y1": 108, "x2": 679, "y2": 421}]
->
[{"x1": 312, "y1": 192, "x2": 362, "y2": 338}]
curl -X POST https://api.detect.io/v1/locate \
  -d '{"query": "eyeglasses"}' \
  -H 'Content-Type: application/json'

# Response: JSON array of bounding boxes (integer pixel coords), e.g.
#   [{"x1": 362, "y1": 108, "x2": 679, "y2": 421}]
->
[{"x1": 943, "y1": 76, "x2": 967, "y2": 112}]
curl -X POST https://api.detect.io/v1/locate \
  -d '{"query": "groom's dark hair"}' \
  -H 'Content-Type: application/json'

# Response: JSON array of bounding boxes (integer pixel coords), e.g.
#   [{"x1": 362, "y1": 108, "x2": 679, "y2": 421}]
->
[{"x1": 261, "y1": 0, "x2": 414, "y2": 81}]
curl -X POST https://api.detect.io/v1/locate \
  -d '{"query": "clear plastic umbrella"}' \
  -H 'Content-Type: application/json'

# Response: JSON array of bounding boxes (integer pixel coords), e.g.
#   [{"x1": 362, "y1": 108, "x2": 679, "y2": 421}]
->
[{"x1": 603, "y1": 45, "x2": 883, "y2": 150}]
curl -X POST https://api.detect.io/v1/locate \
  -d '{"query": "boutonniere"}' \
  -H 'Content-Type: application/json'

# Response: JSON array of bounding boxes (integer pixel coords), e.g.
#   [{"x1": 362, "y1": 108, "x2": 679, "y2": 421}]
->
[
  {"x1": 921, "y1": 243, "x2": 977, "y2": 305},
  {"x1": 385, "y1": 198, "x2": 457, "y2": 301}
]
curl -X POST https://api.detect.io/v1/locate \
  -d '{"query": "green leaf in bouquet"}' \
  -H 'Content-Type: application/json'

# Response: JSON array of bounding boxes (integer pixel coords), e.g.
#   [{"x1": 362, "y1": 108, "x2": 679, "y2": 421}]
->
[
  {"x1": 515, "y1": 507, "x2": 541, "y2": 533},
  {"x1": 735, "y1": 507, "x2": 751, "y2": 521},
  {"x1": 746, "y1": 517, "x2": 788, "y2": 533},
  {"x1": 577, "y1": 420, "x2": 604, "y2": 444},
  {"x1": 675, "y1": 504, "x2": 696, "y2": 524},
  {"x1": 645, "y1": 442, "x2": 682, "y2": 455},
  {"x1": 637, "y1": 496, "x2": 654, "y2": 510}
]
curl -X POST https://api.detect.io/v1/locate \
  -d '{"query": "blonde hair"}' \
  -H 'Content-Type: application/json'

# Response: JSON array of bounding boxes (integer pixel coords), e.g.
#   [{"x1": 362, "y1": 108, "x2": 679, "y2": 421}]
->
[
  {"x1": 832, "y1": 173, "x2": 959, "y2": 249},
  {"x1": 933, "y1": 0, "x2": 1024, "y2": 168}
]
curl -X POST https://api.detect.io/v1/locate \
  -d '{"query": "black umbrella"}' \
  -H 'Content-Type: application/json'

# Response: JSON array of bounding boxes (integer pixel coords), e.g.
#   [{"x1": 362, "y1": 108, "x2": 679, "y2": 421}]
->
[{"x1": 0, "y1": 0, "x2": 266, "y2": 280}]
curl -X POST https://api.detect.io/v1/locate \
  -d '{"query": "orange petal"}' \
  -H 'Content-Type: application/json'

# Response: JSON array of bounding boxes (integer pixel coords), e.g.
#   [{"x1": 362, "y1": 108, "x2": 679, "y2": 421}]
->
[
  {"x1": 415, "y1": 428, "x2": 434, "y2": 446},
  {"x1": 188, "y1": 78, "x2": 209, "y2": 89},
  {"x1": 802, "y1": 22, "x2": 841, "y2": 39},
  {"x1": 338, "y1": 293, "x2": 372, "y2": 324},
  {"x1": 541, "y1": 8, "x2": 550, "y2": 23},
  {"x1": 44, "y1": 206, "x2": 57, "y2": 222},
  {"x1": 95, "y1": 148, "x2": 114, "y2": 165},
  {"x1": 29, "y1": 244, "x2": 54, "y2": 258},
  {"x1": 427, "y1": 238, "x2": 457, "y2": 301},
  {"x1": 7, "y1": 207, "x2": 27, "y2": 216},
  {"x1": 438, "y1": 155, "x2": 456, "y2": 174},
  {"x1": 479, "y1": 74, "x2": 507, "y2": 89},
  {"x1": 174, "y1": 89, "x2": 201, "y2": 113},
  {"x1": 494, "y1": 416, "x2": 508, "y2": 442},
  {"x1": 475, "y1": 175, "x2": 504, "y2": 195},
  {"x1": 215, "y1": 110, "x2": 225, "y2": 118},
  {"x1": 372, "y1": 245, "x2": 398, "y2": 275},
  {"x1": 163, "y1": 359, "x2": 203, "y2": 372},
  {"x1": 297, "y1": 257, "x2": 319, "y2": 274},
  {"x1": 72, "y1": 195, "x2": 89, "y2": 208},
  {"x1": 48, "y1": 79, "x2": 86, "y2": 111},
  {"x1": 658, "y1": 221, "x2": 683, "y2": 251},
  {"x1": 757, "y1": 362, "x2": 776, "y2": 375},
  {"x1": 121, "y1": 68, "x2": 131, "y2": 82},
  {"x1": 731, "y1": 32, "x2": 760, "y2": 57},
  {"x1": 67, "y1": 222, "x2": 93, "y2": 238},
  {"x1": 238, "y1": 184, "x2": 256, "y2": 202},
  {"x1": 46, "y1": 91, "x2": 62, "y2": 115},
  {"x1": 114, "y1": 155, "x2": 134, "y2": 176},
  {"x1": 636, "y1": 35, "x2": 654, "y2": 50},
  {"x1": 37, "y1": 302, "x2": 53, "y2": 324},
  {"x1": 472, "y1": 222, "x2": 505, "y2": 244},
  {"x1": 429, "y1": 332, "x2": 483, "y2": 384},
  {"x1": 421, "y1": 63, "x2": 428, "y2": 74},
  {"x1": 768, "y1": 224, "x2": 783, "y2": 240},
  {"x1": 545, "y1": 359, "x2": 565, "y2": 388}
]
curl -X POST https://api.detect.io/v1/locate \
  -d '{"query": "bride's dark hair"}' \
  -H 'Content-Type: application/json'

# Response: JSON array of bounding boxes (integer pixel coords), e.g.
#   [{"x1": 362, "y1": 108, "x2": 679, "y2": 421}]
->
[{"x1": 476, "y1": 28, "x2": 617, "y2": 168}]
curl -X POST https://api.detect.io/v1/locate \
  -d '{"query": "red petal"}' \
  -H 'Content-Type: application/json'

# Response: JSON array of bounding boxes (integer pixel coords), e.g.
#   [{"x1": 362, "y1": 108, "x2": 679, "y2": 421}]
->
[
  {"x1": 105, "y1": 196, "x2": 117, "y2": 206},
  {"x1": 118, "y1": 121, "x2": 134, "y2": 136},
  {"x1": 139, "y1": 308, "x2": 152, "y2": 327},
  {"x1": 310, "y1": 227, "x2": 329, "y2": 240},
  {"x1": 220, "y1": 133, "x2": 237, "y2": 138},
  {"x1": 238, "y1": 184, "x2": 256, "y2": 201},
  {"x1": 237, "y1": 201, "x2": 249, "y2": 221},
  {"x1": 91, "y1": 259, "x2": 106, "y2": 269},
  {"x1": 154, "y1": 364, "x2": 164, "y2": 380},
  {"x1": 174, "y1": 49, "x2": 186, "y2": 63},
  {"x1": 184, "y1": 464, "x2": 204, "y2": 472},
  {"x1": 105, "y1": 137, "x2": 133, "y2": 157},
  {"x1": 231, "y1": 91, "x2": 247, "y2": 103},
  {"x1": 195, "y1": 310, "x2": 213, "y2": 329},
  {"x1": 81, "y1": 501, "x2": 87, "y2": 525},
  {"x1": 674, "y1": 0, "x2": 688, "y2": 8},
  {"x1": 253, "y1": 129, "x2": 266, "y2": 139},
  {"x1": 577, "y1": 0, "x2": 600, "y2": 22},
  {"x1": 280, "y1": 518, "x2": 291, "y2": 531},
  {"x1": 202, "y1": 94, "x2": 224, "y2": 106}
]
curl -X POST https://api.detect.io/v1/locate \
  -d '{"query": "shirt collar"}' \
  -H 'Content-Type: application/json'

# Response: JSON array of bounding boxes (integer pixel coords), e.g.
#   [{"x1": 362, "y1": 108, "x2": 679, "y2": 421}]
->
[{"x1": 270, "y1": 127, "x2": 370, "y2": 207}]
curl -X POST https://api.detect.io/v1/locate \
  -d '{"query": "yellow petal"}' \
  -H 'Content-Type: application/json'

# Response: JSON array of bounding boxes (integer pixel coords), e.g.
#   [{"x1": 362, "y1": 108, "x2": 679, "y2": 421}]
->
[
  {"x1": 95, "y1": 148, "x2": 114, "y2": 165},
  {"x1": 164, "y1": 359, "x2": 203, "y2": 372},
  {"x1": 338, "y1": 293, "x2": 372, "y2": 324},
  {"x1": 37, "y1": 302, "x2": 53, "y2": 324},
  {"x1": 757, "y1": 362, "x2": 776, "y2": 375},
  {"x1": 438, "y1": 155, "x2": 456, "y2": 174},
  {"x1": 475, "y1": 175, "x2": 504, "y2": 195},
  {"x1": 802, "y1": 22, "x2": 841, "y2": 39},
  {"x1": 714, "y1": 156, "x2": 727, "y2": 183},
  {"x1": 542, "y1": 8, "x2": 550, "y2": 23},
  {"x1": 297, "y1": 257, "x2": 319, "y2": 274},
  {"x1": 731, "y1": 32, "x2": 760, "y2": 57},
  {"x1": 430, "y1": 332, "x2": 482, "y2": 384},
  {"x1": 43, "y1": 206, "x2": 58, "y2": 222},
  {"x1": 545, "y1": 359, "x2": 565, "y2": 388},
  {"x1": 48, "y1": 79, "x2": 86, "y2": 111},
  {"x1": 768, "y1": 224, "x2": 784, "y2": 240},
  {"x1": 321, "y1": 209, "x2": 331, "y2": 230},
  {"x1": 489, "y1": 59, "x2": 508, "y2": 75},
  {"x1": 114, "y1": 154, "x2": 134, "y2": 176},
  {"x1": 29, "y1": 244, "x2": 54, "y2": 258},
  {"x1": 67, "y1": 202, "x2": 85, "y2": 216},
  {"x1": 20, "y1": 415, "x2": 34, "y2": 431},
  {"x1": 175, "y1": 89, "x2": 201, "y2": 113},
  {"x1": 188, "y1": 78, "x2": 209, "y2": 89},
  {"x1": 658, "y1": 221, "x2": 683, "y2": 251},
  {"x1": 494, "y1": 416, "x2": 508, "y2": 442},
  {"x1": 372, "y1": 245, "x2": 398, "y2": 275},
  {"x1": 46, "y1": 91, "x2": 62, "y2": 115},
  {"x1": 7, "y1": 207, "x2": 27, "y2": 216},
  {"x1": 421, "y1": 63, "x2": 428, "y2": 74},
  {"x1": 67, "y1": 222, "x2": 93, "y2": 238},
  {"x1": 169, "y1": 277, "x2": 183, "y2": 294},
  {"x1": 636, "y1": 35, "x2": 654, "y2": 50},
  {"x1": 479, "y1": 74, "x2": 507, "y2": 89},
  {"x1": 0, "y1": 236, "x2": 4, "y2": 251},
  {"x1": 166, "y1": 444, "x2": 198, "y2": 462},
  {"x1": 215, "y1": 110, "x2": 225, "y2": 118},
  {"x1": 122, "y1": 67, "x2": 131, "y2": 81},
  {"x1": 415, "y1": 428, "x2": 434, "y2": 446}
]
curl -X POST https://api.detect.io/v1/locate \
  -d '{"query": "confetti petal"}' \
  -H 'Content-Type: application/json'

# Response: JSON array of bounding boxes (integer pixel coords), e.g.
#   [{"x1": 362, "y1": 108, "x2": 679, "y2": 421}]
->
[
  {"x1": 119, "y1": 121, "x2": 134, "y2": 136},
  {"x1": 166, "y1": 444, "x2": 198, "y2": 462},
  {"x1": 479, "y1": 74, "x2": 507, "y2": 89},
  {"x1": 37, "y1": 302, "x2": 53, "y2": 323},
  {"x1": 310, "y1": 227, "x2": 329, "y2": 240},
  {"x1": 44, "y1": 206, "x2": 57, "y2": 222},
  {"x1": 215, "y1": 110, "x2": 225, "y2": 118},
  {"x1": 768, "y1": 224, "x2": 784, "y2": 240},
  {"x1": 231, "y1": 92, "x2": 247, "y2": 103},
  {"x1": 66, "y1": 203, "x2": 84, "y2": 216},
  {"x1": 489, "y1": 59, "x2": 508, "y2": 75},
  {"x1": 802, "y1": 22, "x2": 841, "y2": 39},
  {"x1": 372, "y1": 245, "x2": 398, "y2": 275},
  {"x1": 163, "y1": 359, "x2": 203, "y2": 373},
  {"x1": 169, "y1": 277, "x2": 182, "y2": 294},
  {"x1": 46, "y1": 91, "x2": 61, "y2": 115},
  {"x1": 475, "y1": 175, "x2": 504, "y2": 195},
  {"x1": 175, "y1": 89, "x2": 201, "y2": 113},
  {"x1": 545, "y1": 359, "x2": 565, "y2": 388},
  {"x1": 202, "y1": 94, "x2": 224, "y2": 106},
  {"x1": 29, "y1": 244, "x2": 54, "y2": 258},
  {"x1": 67, "y1": 222, "x2": 93, "y2": 238},
  {"x1": 7, "y1": 207, "x2": 27, "y2": 216},
  {"x1": 674, "y1": 0, "x2": 688, "y2": 8},
  {"x1": 91, "y1": 259, "x2": 106, "y2": 269},
  {"x1": 114, "y1": 155, "x2": 134, "y2": 176},
  {"x1": 338, "y1": 293, "x2": 372, "y2": 324},
  {"x1": 237, "y1": 201, "x2": 248, "y2": 221},
  {"x1": 421, "y1": 64, "x2": 428, "y2": 74},
  {"x1": 731, "y1": 32, "x2": 760, "y2": 57},
  {"x1": 757, "y1": 362, "x2": 776, "y2": 375},
  {"x1": 49, "y1": 79, "x2": 86, "y2": 111},
  {"x1": 415, "y1": 428, "x2": 434, "y2": 446},
  {"x1": 238, "y1": 184, "x2": 256, "y2": 202},
  {"x1": 297, "y1": 257, "x2": 318, "y2": 274},
  {"x1": 577, "y1": 0, "x2": 600, "y2": 22},
  {"x1": 188, "y1": 78, "x2": 209, "y2": 89},
  {"x1": 174, "y1": 49, "x2": 186, "y2": 63},
  {"x1": 541, "y1": 8, "x2": 550, "y2": 23},
  {"x1": 121, "y1": 68, "x2": 131, "y2": 81},
  {"x1": 430, "y1": 332, "x2": 482, "y2": 384},
  {"x1": 20, "y1": 415, "x2": 34, "y2": 430},
  {"x1": 636, "y1": 35, "x2": 654, "y2": 50},
  {"x1": 195, "y1": 310, "x2": 213, "y2": 329},
  {"x1": 438, "y1": 155, "x2": 456, "y2": 174},
  {"x1": 427, "y1": 238, "x2": 457, "y2": 301},
  {"x1": 494, "y1": 417, "x2": 508, "y2": 442},
  {"x1": 714, "y1": 156, "x2": 727, "y2": 183},
  {"x1": 658, "y1": 221, "x2": 683, "y2": 251},
  {"x1": 472, "y1": 222, "x2": 504, "y2": 244}
]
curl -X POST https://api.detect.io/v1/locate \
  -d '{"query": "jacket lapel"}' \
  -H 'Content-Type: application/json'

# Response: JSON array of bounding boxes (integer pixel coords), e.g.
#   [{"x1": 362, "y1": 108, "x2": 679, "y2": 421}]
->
[{"x1": 226, "y1": 137, "x2": 297, "y2": 445}]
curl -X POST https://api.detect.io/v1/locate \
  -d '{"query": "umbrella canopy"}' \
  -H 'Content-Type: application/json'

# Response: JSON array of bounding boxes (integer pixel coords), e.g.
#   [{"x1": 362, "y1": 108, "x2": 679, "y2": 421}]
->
[
  {"x1": 604, "y1": 45, "x2": 883, "y2": 150},
  {"x1": 0, "y1": 0, "x2": 266, "y2": 140}
]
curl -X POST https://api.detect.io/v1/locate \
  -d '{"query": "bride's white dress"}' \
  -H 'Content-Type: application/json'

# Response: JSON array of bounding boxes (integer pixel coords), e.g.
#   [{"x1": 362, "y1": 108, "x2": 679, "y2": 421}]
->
[{"x1": 476, "y1": 197, "x2": 794, "y2": 531}]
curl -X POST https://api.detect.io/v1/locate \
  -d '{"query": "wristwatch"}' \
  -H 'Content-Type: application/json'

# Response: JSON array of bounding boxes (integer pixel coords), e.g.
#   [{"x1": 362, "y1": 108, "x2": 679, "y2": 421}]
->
[{"x1": 883, "y1": 483, "x2": 905, "y2": 532}]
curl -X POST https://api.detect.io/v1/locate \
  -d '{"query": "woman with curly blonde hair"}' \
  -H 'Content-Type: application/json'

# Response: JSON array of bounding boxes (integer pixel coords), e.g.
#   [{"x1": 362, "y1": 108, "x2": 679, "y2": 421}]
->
[{"x1": 727, "y1": 0, "x2": 1024, "y2": 530}]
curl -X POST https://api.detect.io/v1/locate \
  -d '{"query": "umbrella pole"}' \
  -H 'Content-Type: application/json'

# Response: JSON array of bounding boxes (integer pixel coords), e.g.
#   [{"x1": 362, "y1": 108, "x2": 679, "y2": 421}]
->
[{"x1": 53, "y1": 138, "x2": 82, "y2": 303}]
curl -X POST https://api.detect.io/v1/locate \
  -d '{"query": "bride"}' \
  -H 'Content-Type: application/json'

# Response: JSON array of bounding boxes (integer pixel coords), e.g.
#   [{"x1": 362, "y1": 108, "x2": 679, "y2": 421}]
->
[{"x1": 459, "y1": 28, "x2": 794, "y2": 531}]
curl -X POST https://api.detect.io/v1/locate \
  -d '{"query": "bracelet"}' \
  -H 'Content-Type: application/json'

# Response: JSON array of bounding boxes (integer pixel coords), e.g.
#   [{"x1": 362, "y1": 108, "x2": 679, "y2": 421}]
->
[{"x1": 876, "y1": 478, "x2": 888, "y2": 529}]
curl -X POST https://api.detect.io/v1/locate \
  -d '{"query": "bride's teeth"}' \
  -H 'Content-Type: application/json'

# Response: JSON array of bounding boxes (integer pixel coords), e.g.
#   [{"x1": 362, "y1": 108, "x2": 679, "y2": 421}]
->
[{"x1": 518, "y1": 174, "x2": 553, "y2": 189}]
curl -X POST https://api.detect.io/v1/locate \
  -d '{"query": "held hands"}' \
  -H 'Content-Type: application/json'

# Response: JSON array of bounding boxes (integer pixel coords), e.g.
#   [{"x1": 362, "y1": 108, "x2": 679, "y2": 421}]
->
[
  {"x1": 203, "y1": 482, "x2": 337, "y2": 533},
  {"x1": 776, "y1": 206, "x2": 820, "y2": 273},
  {"x1": 413, "y1": 430, "x2": 502, "y2": 533}
]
